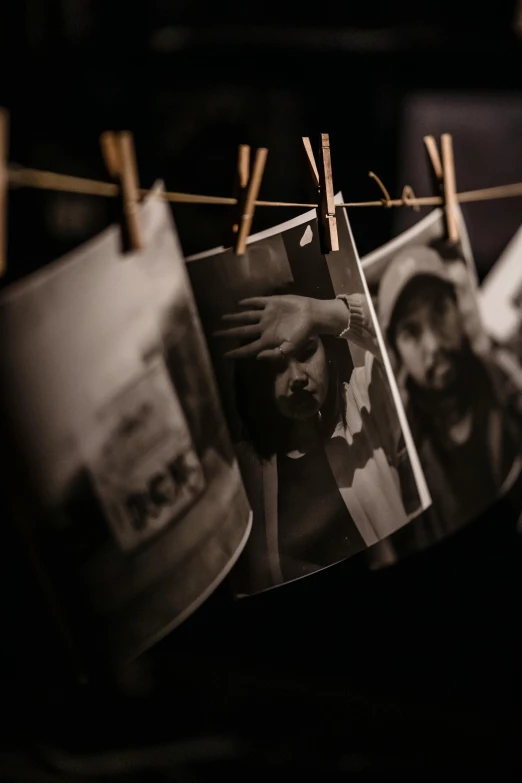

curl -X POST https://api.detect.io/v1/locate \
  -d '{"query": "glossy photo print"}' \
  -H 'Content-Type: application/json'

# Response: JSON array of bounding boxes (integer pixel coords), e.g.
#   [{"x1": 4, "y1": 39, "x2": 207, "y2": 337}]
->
[
  {"x1": 362, "y1": 208, "x2": 522, "y2": 564},
  {"x1": 187, "y1": 198, "x2": 430, "y2": 596},
  {"x1": 0, "y1": 186, "x2": 252, "y2": 665},
  {"x1": 479, "y1": 221, "x2": 522, "y2": 348}
]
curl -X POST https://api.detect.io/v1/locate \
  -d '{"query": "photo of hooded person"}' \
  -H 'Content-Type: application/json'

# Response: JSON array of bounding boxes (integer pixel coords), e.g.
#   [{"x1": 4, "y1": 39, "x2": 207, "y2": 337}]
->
[
  {"x1": 363, "y1": 209, "x2": 522, "y2": 559},
  {"x1": 187, "y1": 204, "x2": 430, "y2": 595}
]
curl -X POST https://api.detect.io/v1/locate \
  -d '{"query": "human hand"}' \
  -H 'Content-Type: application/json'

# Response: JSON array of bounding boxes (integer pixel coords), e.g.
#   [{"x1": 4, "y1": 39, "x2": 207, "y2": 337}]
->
[
  {"x1": 344, "y1": 293, "x2": 372, "y2": 339},
  {"x1": 214, "y1": 295, "x2": 316, "y2": 360},
  {"x1": 340, "y1": 292, "x2": 379, "y2": 356}
]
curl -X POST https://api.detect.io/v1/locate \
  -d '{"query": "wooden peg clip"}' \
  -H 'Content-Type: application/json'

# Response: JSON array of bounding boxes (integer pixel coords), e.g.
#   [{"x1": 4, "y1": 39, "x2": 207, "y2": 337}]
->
[
  {"x1": 423, "y1": 133, "x2": 460, "y2": 245},
  {"x1": 440, "y1": 133, "x2": 459, "y2": 245},
  {"x1": 302, "y1": 133, "x2": 339, "y2": 254},
  {"x1": 0, "y1": 108, "x2": 9, "y2": 277},
  {"x1": 226, "y1": 144, "x2": 251, "y2": 247},
  {"x1": 423, "y1": 134, "x2": 444, "y2": 191},
  {"x1": 100, "y1": 130, "x2": 143, "y2": 253},
  {"x1": 231, "y1": 145, "x2": 268, "y2": 256}
]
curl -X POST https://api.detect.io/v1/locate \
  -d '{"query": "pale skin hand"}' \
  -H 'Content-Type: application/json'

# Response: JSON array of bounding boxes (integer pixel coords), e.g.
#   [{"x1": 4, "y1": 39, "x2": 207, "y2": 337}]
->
[
  {"x1": 214, "y1": 294, "x2": 379, "y2": 360},
  {"x1": 341, "y1": 293, "x2": 380, "y2": 356}
]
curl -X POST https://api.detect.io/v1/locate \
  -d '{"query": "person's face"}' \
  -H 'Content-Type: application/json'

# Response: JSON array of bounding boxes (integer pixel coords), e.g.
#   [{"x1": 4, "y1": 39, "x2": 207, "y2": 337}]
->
[
  {"x1": 393, "y1": 277, "x2": 465, "y2": 391},
  {"x1": 273, "y1": 337, "x2": 329, "y2": 420}
]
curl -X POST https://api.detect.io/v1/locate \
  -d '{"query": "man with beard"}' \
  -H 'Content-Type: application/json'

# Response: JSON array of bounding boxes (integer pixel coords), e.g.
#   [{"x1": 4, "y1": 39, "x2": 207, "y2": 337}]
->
[{"x1": 379, "y1": 246, "x2": 522, "y2": 540}]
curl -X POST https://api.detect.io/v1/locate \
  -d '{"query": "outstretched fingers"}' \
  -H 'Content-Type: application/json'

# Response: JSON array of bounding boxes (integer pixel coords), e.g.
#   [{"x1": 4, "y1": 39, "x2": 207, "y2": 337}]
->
[
  {"x1": 256, "y1": 348, "x2": 282, "y2": 361},
  {"x1": 214, "y1": 323, "x2": 261, "y2": 339},
  {"x1": 215, "y1": 298, "x2": 276, "y2": 359},
  {"x1": 238, "y1": 297, "x2": 270, "y2": 309},
  {"x1": 220, "y1": 310, "x2": 261, "y2": 325},
  {"x1": 224, "y1": 339, "x2": 265, "y2": 360}
]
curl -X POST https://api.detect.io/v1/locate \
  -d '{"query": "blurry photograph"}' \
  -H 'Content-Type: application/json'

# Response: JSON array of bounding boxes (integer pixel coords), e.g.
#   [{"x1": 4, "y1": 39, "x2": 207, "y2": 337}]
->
[
  {"x1": 0, "y1": 186, "x2": 252, "y2": 664},
  {"x1": 479, "y1": 222, "x2": 522, "y2": 347},
  {"x1": 187, "y1": 202, "x2": 429, "y2": 595},
  {"x1": 395, "y1": 92, "x2": 522, "y2": 279},
  {"x1": 362, "y1": 209, "x2": 522, "y2": 560},
  {"x1": 4, "y1": 3, "x2": 522, "y2": 773},
  {"x1": 83, "y1": 358, "x2": 206, "y2": 553}
]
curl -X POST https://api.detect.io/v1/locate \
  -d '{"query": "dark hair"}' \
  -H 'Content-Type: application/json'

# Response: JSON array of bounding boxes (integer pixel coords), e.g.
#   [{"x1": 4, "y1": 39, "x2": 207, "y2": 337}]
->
[
  {"x1": 234, "y1": 335, "x2": 350, "y2": 461},
  {"x1": 387, "y1": 274, "x2": 458, "y2": 354}
]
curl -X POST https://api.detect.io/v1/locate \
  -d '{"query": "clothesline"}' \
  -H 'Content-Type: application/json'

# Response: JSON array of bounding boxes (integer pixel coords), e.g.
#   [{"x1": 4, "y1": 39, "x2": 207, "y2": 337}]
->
[{"x1": 8, "y1": 165, "x2": 522, "y2": 210}]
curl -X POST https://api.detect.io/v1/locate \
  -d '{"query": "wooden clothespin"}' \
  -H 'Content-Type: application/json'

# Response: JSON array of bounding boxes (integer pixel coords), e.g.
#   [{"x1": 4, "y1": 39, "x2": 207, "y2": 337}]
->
[
  {"x1": 226, "y1": 144, "x2": 251, "y2": 247},
  {"x1": 423, "y1": 134, "x2": 444, "y2": 193},
  {"x1": 231, "y1": 144, "x2": 268, "y2": 256},
  {"x1": 302, "y1": 133, "x2": 339, "y2": 254},
  {"x1": 100, "y1": 130, "x2": 143, "y2": 253},
  {"x1": 440, "y1": 134, "x2": 459, "y2": 246},
  {"x1": 0, "y1": 108, "x2": 9, "y2": 277},
  {"x1": 234, "y1": 144, "x2": 251, "y2": 235},
  {"x1": 423, "y1": 133, "x2": 459, "y2": 245}
]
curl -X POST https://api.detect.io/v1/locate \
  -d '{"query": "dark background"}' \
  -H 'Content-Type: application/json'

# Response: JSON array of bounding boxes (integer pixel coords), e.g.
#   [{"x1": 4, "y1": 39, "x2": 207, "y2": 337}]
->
[{"x1": 2, "y1": 2, "x2": 522, "y2": 779}]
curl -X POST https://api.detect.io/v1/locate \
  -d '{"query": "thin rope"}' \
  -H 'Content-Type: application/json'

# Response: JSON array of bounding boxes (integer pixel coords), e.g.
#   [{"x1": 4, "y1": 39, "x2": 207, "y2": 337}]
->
[
  {"x1": 368, "y1": 171, "x2": 392, "y2": 206},
  {"x1": 7, "y1": 164, "x2": 522, "y2": 210},
  {"x1": 401, "y1": 185, "x2": 421, "y2": 212}
]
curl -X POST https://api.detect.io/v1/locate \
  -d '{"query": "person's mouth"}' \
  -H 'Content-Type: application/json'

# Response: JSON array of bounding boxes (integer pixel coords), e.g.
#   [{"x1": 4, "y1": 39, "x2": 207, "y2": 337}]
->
[
  {"x1": 429, "y1": 356, "x2": 454, "y2": 385},
  {"x1": 290, "y1": 390, "x2": 317, "y2": 412}
]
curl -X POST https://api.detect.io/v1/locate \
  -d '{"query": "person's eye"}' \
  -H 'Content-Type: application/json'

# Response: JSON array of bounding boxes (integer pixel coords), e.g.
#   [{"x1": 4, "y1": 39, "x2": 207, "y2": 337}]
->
[
  {"x1": 298, "y1": 340, "x2": 317, "y2": 362},
  {"x1": 399, "y1": 323, "x2": 420, "y2": 341}
]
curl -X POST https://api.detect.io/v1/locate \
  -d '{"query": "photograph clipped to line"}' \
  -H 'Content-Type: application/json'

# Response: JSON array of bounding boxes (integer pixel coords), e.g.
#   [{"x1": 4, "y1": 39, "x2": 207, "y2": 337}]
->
[
  {"x1": 362, "y1": 208, "x2": 522, "y2": 562},
  {"x1": 187, "y1": 196, "x2": 430, "y2": 596},
  {"x1": 479, "y1": 221, "x2": 522, "y2": 349},
  {"x1": 0, "y1": 185, "x2": 252, "y2": 667}
]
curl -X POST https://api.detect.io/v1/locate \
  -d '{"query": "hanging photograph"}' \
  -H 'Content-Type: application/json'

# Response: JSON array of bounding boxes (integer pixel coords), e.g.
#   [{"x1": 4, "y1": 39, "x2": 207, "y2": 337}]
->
[
  {"x1": 0, "y1": 186, "x2": 252, "y2": 665},
  {"x1": 479, "y1": 221, "x2": 522, "y2": 350},
  {"x1": 187, "y1": 197, "x2": 430, "y2": 595},
  {"x1": 362, "y1": 208, "x2": 522, "y2": 563}
]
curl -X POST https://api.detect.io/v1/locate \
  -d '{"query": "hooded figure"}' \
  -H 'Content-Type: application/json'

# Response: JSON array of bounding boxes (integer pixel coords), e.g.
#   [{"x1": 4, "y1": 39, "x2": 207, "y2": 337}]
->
[{"x1": 378, "y1": 245, "x2": 522, "y2": 549}]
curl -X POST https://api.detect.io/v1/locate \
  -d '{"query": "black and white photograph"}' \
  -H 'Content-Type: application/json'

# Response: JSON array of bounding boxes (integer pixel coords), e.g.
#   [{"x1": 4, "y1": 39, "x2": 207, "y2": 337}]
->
[
  {"x1": 362, "y1": 208, "x2": 522, "y2": 560},
  {"x1": 480, "y1": 221, "x2": 522, "y2": 348},
  {"x1": 395, "y1": 92, "x2": 522, "y2": 280},
  {"x1": 0, "y1": 186, "x2": 252, "y2": 664},
  {"x1": 187, "y1": 201, "x2": 430, "y2": 596}
]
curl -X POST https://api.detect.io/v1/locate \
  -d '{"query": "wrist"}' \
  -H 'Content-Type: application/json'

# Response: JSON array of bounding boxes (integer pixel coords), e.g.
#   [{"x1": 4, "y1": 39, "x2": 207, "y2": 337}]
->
[{"x1": 310, "y1": 297, "x2": 350, "y2": 336}]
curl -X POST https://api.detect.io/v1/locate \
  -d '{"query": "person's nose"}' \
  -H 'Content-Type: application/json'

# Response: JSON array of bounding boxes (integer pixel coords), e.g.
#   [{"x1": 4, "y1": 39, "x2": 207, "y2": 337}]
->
[
  {"x1": 421, "y1": 325, "x2": 440, "y2": 365},
  {"x1": 288, "y1": 359, "x2": 308, "y2": 391}
]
